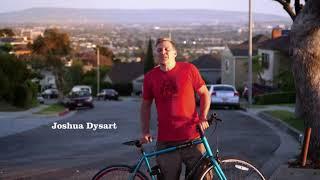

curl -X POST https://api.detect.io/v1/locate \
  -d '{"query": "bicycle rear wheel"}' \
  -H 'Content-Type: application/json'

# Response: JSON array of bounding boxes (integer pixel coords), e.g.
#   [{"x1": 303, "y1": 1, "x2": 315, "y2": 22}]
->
[
  {"x1": 199, "y1": 158, "x2": 265, "y2": 180},
  {"x1": 92, "y1": 165, "x2": 148, "y2": 180}
]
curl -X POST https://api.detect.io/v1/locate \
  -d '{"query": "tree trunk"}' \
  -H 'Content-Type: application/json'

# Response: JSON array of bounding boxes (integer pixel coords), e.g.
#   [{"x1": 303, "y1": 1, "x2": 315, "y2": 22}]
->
[
  {"x1": 54, "y1": 69, "x2": 64, "y2": 102},
  {"x1": 291, "y1": 0, "x2": 320, "y2": 166},
  {"x1": 294, "y1": 95, "x2": 303, "y2": 119}
]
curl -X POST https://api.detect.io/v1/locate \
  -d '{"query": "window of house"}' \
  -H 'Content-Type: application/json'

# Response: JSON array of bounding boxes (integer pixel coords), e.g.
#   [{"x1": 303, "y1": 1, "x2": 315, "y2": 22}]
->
[
  {"x1": 225, "y1": 59, "x2": 230, "y2": 72},
  {"x1": 261, "y1": 53, "x2": 270, "y2": 69},
  {"x1": 47, "y1": 77, "x2": 53, "y2": 83}
]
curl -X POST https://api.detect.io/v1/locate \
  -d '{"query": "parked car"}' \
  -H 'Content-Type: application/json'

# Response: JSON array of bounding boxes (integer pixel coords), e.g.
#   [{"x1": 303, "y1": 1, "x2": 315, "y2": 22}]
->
[
  {"x1": 37, "y1": 94, "x2": 45, "y2": 104},
  {"x1": 97, "y1": 89, "x2": 119, "y2": 100},
  {"x1": 207, "y1": 84, "x2": 240, "y2": 109},
  {"x1": 41, "y1": 88, "x2": 58, "y2": 99},
  {"x1": 71, "y1": 85, "x2": 92, "y2": 94},
  {"x1": 242, "y1": 83, "x2": 277, "y2": 100},
  {"x1": 65, "y1": 90, "x2": 94, "y2": 110}
]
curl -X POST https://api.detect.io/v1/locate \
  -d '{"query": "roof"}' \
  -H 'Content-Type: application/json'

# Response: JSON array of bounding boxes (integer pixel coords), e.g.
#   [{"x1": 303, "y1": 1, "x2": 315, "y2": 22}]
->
[
  {"x1": 0, "y1": 37, "x2": 16, "y2": 43},
  {"x1": 191, "y1": 54, "x2": 221, "y2": 69},
  {"x1": 258, "y1": 35, "x2": 290, "y2": 55},
  {"x1": 77, "y1": 51, "x2": 113, "y2": 67},
  {"x1": 228, "y1": 34, "x2": 270, "y2": 57},
  {"x1": 107, "y1": 62, "x2": 144, "y2": 84}
]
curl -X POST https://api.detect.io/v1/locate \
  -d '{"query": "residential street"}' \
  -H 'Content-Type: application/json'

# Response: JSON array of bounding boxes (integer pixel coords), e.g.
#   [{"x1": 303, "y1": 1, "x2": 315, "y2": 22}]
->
[{"x1": 0, "y1": 98, "x2": 290, "y2": 179}]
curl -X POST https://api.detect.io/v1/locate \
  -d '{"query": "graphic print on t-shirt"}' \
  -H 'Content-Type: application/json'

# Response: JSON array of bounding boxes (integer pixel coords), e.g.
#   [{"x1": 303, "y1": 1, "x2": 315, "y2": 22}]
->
[{"x1": 159, "y1": 78, "x2": 178, "y2": 99}]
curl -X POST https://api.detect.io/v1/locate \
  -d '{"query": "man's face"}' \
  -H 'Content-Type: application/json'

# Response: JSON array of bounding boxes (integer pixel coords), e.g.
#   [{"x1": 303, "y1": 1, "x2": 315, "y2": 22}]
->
[{"x1": 155, "y1": 41, "x2": 177, "y2": 66}]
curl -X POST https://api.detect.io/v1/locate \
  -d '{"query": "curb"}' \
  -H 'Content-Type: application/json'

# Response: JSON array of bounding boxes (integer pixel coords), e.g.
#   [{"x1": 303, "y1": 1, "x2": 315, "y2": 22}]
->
[
  {"x1": 258, "y1": 112, "x2": 303, "y2": 143},
  {"x1": 58, "y1": 108, "x2": 70, "y2": 116},
  {"x1": 269, "y1": 165, "x2": 320, "y2": 180}
]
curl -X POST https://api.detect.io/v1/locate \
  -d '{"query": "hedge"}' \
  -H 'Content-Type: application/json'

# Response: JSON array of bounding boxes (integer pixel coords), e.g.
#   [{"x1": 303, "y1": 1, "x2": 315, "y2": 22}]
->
[
  {"x1": 254, "y1": 91, "x2": 296, "y2": 105},
  {"x1": 13, "y1": 84, "x2": 33, "y2": 107},
  {"x1": 113, "y1": 83, "x2": 133, "y2": 96}
]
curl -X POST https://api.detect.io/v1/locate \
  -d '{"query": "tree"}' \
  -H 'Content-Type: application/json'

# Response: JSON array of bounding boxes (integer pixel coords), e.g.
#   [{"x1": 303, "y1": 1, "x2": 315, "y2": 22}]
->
[
  {"x1": 97, "y1": 46, "x2": 115, "y2": 61},
  {"x1": 0, "y1": 43, "x2": 13, "y2": 53},
  {"x1": 65, "y1": 60, "x2": 84, "y2": 89},
  {"x1": 0, "y1": 28, "x2": 15, "y2": 37},
  {"x1": 244, "y1": 55, "x2": 265, "y2": 83},
  {"x1": 275, "y1": 0, "x2": 320, "y2": 166},
  {"x1": 80, "y1": 65, "x2": 111, "y2": 96},
  {"x1": 0, "y1": 51, "x2": 36, "y2": 107},
  {"x1": 144, "y1": 38, "x2": 155, "y2": 74},
  {"x1": 31, "y1": 28, "x2": 72, "y2": 99}
]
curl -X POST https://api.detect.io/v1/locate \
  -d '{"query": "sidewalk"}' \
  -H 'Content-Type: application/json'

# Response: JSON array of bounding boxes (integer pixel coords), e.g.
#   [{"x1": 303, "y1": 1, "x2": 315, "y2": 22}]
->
[
  {"x1": 0, "y1": 105, "x2": 74, "y2": 138},
  {"x1": 0, "y1": 105, "x2": 48, "y2": 119},
  {"x1": 243, "y1": 104, "x2": 320, "y2": 179}
]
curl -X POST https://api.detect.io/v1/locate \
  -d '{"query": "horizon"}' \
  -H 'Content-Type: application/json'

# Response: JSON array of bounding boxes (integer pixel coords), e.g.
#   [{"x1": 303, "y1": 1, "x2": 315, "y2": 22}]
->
[
  {"x1": 1, "y1": 7, "x2": 287, "y2": 16},
  {"x1": 1, "y1": 0, "x2": 291, "y2": 18}
]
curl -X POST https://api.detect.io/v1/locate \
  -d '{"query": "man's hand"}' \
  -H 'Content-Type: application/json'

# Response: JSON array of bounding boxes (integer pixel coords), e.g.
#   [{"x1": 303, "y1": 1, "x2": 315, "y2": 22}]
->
[
  {"x1": 140, "y1": 133, "x2": 153, "y2": 144},
  {"x1": 198, "y1": 119, "x2": 209, "y2": 132}
]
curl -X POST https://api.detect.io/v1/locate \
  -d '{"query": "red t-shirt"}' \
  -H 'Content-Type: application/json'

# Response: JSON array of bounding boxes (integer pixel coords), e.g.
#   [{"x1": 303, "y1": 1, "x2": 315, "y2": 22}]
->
[{"x1": 143, "y1": 62, "x2": 205, "y2": 142}]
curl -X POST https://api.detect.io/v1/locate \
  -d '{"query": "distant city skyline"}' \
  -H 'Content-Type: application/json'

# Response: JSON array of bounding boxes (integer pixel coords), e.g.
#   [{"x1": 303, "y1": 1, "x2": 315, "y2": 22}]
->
[{"x1": 1, "y1": 0, "x2": 292, "y2": 18}]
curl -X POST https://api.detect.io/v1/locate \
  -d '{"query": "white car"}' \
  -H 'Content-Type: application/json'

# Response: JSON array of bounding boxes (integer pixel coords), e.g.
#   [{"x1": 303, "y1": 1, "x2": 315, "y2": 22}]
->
[
  {"x1": 41, "y1": 88, "x2": 58, "y2": 99},
  {"x1": 207, "y1": 84, "x2": 240, "y2": 109},
  {"x1": 37, "y1": 94, "x2": 45, "y2": 104}
]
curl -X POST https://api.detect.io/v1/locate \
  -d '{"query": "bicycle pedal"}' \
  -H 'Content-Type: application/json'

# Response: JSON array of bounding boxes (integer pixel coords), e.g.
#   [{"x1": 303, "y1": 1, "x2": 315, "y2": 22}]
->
[{"x1": 149, "y1": 165, "x2": 161, "y2": 176}]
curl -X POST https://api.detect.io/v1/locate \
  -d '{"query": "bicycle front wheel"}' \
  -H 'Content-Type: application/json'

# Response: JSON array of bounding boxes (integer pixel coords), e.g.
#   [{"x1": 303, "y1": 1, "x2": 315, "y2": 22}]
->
[
  {"x1": 199, "y1": 158, "x2": 265, "y2": 180},
  {"x1": 92, "y1": 165, "x2": 148, "y2": 180}
]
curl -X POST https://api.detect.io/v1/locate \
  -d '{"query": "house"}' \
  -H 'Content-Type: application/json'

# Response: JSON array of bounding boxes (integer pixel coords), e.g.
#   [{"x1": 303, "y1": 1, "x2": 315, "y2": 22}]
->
[
  {"x1": 0, "y1": 37, "x2": 32, "y2": 56},
  {"x1": 11, "y1": 44, "x2": 32, "y2": 56},
  {"x1": 39, "y1": 70, "x2": 56, "y2": 91},
  {"x1": 105, "y1": 62, "x2": 144, "y2": 95},
  {"x1": 221, "y1": 34, "x2": 269, "y2": 89},
  {"x1": 76, "y1": 50, "x2": 113, "y2": 72},
  {"x1": 257, "y1": 32, "x2": 290, "y2": 86},
  {"x1": 191, "y1": 54, "x2": 221, "y2": 84},
  {"x1": 105, "y1": 62, "x2": 144, "y2": 85},
  {"x1": 132, "y1": 74, "x2": 144, "y2": 95}
]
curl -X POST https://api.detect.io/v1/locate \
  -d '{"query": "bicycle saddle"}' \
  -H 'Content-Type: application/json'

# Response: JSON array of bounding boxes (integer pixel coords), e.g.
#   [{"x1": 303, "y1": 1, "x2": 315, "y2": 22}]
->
[{"x1": 123, "y1": 140, "x2": 141, "y2": 147}]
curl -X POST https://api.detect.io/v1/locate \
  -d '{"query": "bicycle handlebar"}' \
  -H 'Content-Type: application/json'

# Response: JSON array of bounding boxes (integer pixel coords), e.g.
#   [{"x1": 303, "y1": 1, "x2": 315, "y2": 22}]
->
[
  {"x1": 207, "y1": 113, "x2": 222, "y2": 125},
  {"x1": 123, "y1": 113, "x2": 222, "y2": 148},
  {"x1": 197, "y1": 113, "x2": 222, "y2": 137}
]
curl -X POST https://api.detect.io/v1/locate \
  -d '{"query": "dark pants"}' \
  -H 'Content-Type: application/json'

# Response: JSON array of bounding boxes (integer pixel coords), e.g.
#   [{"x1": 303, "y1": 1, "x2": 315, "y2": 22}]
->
[{"x1": 156, "y1": 140, "x2": 213, "y2": 180}]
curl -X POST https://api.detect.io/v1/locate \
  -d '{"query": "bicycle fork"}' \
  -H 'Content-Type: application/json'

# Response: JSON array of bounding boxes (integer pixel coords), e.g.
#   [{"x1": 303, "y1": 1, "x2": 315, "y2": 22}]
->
[{"x1": 202, "y1": 136, "x2": 227, "y2": 180}]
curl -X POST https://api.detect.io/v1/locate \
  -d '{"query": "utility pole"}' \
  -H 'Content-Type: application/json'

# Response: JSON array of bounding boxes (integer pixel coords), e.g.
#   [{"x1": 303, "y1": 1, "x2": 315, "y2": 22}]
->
[
  {"x1": 97, "y1": 47, "x2": 100, "y2": 95},
  {"x1": 248, "y1": 0, "x2": 253, "y2": 105}
]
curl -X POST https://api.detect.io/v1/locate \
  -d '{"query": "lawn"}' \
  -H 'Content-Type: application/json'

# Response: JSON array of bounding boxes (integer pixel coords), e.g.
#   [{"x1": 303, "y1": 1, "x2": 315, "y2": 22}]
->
[
  {"x1": 0, "y1": 100, "x2": 39, "y2": 112},
  {"x1": 36, "y1": 103, "x2": 66, "y2": 115},
  {"x1": 264, "y1": 110, "x2": 304, "y2": 132}
]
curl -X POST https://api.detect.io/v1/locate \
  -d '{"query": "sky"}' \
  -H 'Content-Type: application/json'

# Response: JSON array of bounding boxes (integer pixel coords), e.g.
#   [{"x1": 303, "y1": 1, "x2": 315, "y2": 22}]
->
[{"x1": 1, "y1": 0, "x2": 291, "y2": 17}]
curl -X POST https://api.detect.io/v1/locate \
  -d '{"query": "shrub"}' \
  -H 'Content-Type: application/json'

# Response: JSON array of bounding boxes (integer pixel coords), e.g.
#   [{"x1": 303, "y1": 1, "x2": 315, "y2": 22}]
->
[
  {"x1": 113, "y1": 83, "x2": 133, "y2": 96},
  {"x1": 254, "y1": 91, "x2": 296, "y2": 105},
  {"x1": 26, "y1": 81, "x2": 39, "y2": 99},
  {"x1": 13, "y1": 84, "x2": 33, "y2": 108}
]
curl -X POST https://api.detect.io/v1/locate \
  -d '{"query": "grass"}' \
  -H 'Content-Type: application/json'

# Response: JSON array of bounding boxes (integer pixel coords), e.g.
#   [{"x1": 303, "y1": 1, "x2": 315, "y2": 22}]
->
[
  {"x1": 274, "y1": 103, "x2": 295, "y2": 107},
  {"x1": 247, "y1": 103, "x2": 294, "y2": 108},
  {"x1": 248, "y1": 104, "x2": 269, "y2": 108},
  {"x1": 36, "y1": 103, "x2": 65, "y2": 115},
  {"x1": 0, "y1": 100, "x2": 39, "y2": 112},
  {"x1": 264, "y1": 110, "x2": 304, "y2": 132}
]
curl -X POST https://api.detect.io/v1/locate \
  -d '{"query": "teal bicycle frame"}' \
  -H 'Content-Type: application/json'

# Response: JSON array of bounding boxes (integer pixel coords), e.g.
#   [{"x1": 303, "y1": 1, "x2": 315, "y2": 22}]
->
[{"x1": 129, "y1": 135, "x2": 227, "y2": 180}]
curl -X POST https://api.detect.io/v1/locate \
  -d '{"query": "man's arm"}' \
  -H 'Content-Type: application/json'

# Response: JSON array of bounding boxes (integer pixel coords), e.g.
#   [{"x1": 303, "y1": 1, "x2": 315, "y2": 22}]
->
[
  {"x1": 140, "y1": 99, "x2": 153, "y2": 143},
  {"x1": 196, "y1": 85, "x2": 211, "y2": 131}
]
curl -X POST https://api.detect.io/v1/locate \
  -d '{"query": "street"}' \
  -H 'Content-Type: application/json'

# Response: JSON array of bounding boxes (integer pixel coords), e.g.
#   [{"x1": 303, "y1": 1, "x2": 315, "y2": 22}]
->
[{"x1": 0, "y1": 98, "x2": 280, "y2": 179}]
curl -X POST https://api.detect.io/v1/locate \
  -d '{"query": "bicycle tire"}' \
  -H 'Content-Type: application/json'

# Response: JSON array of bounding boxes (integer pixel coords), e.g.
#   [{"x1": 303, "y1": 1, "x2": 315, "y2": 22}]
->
[
  {"x1": 199, "y1": 158, "x2": 265, "y2": 180},
  {"x1": 92, "y1": 165, "x2": 148, "y2": 180}
]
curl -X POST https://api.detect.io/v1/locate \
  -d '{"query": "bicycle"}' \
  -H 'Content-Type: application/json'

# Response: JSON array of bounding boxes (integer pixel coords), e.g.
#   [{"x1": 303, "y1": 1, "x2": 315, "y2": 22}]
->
[{"x1": 92, "y1": 113, "x2": 266, "y2": 180}]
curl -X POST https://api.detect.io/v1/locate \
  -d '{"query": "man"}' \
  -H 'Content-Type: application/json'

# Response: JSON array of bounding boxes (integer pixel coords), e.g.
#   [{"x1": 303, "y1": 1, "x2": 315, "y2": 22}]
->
[{"x1": 140, "y1": 38, "x2": 211, "y2": 179}]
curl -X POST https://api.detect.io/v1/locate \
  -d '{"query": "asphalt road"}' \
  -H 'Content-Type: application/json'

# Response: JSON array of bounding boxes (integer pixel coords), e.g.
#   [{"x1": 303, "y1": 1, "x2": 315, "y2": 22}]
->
[{"x1": 0, "y1": 98, "x2": 280, "y2": 179}]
